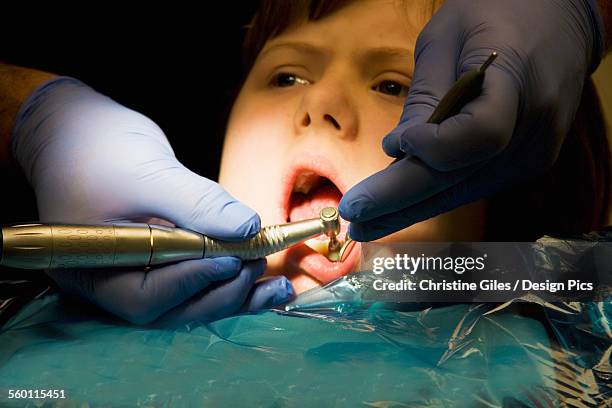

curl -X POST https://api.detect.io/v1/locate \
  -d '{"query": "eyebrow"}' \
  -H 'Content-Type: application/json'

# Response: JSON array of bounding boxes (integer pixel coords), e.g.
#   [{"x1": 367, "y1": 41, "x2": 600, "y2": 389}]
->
[
  {"x1": 258, "y1": 41, "x2": 329, "y2": 60},
  {"x1": 258, "y1": 41, "x2": 412, "y2": 67},
  {"x1": 358, "y1": 47, "x2": 413, "y2": 63}
]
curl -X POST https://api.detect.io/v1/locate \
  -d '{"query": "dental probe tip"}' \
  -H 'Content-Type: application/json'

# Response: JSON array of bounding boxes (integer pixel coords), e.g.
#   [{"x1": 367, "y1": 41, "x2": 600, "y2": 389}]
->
[
  {"x1": 338, "y1": 236, "x2": 356, "y2": 262},
  {"x1": 479, "y1": 51, "x2": 498, "y2": 72}
]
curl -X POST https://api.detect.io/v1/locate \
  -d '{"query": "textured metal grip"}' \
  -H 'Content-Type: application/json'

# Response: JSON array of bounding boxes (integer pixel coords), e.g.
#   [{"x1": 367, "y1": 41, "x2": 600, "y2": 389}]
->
[
  {"x1": 203, "y1": 218, "x2": 326, "y2": 260},
  {"x1": 1, "y1": 223, "x2": 152, "y2": 269},
  {"x1": 50, "y1": 224, "x2": 153, "y2": 268},
  {"x1": 203, "y1": 225, "x2": 287, "y2": 259},
  {"x1": 50, "y1": 225, "x2": 118, "y2": 268}
]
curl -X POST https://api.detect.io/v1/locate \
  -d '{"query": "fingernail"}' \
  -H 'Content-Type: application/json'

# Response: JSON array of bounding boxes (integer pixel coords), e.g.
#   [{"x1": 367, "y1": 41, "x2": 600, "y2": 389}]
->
[
  {"x1": 339, "y1": 195, "x2": 368, "y2": 221},
  {"x1": 338, "y1": 193, "x2": 364, "y2": 220},
  {"x1": 283, "y1": 277, "x2": 295, "y2": 298},
  {"x1": 237, "y1": 211, "x2": 261, "y2": 239},
  {"x1": 338, "y1": 197, "x2": 350, "y2": 219},
  {"x1": 275, "y1": 278, "x2": 295, "y2": 305},
  {"x1": 382, "y1": 127, "x2": 406, "y2": 153},
  {"x1": 219, "y1": 199, "x2": 261, "y2": 239},
  {"x1": 381, "y1": 134, "x2": 397, "y2": 156}
]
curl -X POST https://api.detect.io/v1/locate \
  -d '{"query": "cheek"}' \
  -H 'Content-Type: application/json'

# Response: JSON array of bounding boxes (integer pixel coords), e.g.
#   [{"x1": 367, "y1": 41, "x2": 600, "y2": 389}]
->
[
  {"x1": 344, "y1": 100, "x2": 404, "y2": 187},
  {"x1": 378, "y1": 200, "x2": 488, "y2": 243},
  {"x1": 363, "y1": 98, "x2": 405, "y2": 146},
  {"x1": 223, "y1": 96, "x2": 291, "y2": 163},
  {"x1": 219, "y1": 93, "x2": 296, "y2": 219},
  {"x1": 378, "y1": 219, "x2": 448, "y2": 244}
]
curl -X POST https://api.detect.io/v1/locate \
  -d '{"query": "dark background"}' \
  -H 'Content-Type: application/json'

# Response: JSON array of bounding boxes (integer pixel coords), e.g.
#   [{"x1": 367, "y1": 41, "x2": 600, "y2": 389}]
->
[{"x1": 0, "y1": 4, "x2": 260, "y2": 223}]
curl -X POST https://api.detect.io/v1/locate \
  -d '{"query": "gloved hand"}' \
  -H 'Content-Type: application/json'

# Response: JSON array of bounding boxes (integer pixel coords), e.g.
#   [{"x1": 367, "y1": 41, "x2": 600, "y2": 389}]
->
[
  {"x1": 11, "y1": 78, "x2": 294, "y2": 326},
  {"x1": 339, "y1": 0, "x2": 605, "y2": 241}
]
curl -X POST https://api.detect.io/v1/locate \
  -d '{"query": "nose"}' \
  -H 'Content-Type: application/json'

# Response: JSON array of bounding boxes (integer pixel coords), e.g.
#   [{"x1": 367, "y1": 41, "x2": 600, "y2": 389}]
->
[{"x1": 294, "y1": 76, "x2": 359, "y2": 140}]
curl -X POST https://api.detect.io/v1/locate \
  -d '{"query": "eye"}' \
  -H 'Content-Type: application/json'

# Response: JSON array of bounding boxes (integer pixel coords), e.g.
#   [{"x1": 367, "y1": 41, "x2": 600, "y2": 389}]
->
[
  {"x1": 270, "y1": 73, "x2": 311, "y2": 87},
  {"x1": 373, "y1": 80, "x2": 409, "y2": 97}
]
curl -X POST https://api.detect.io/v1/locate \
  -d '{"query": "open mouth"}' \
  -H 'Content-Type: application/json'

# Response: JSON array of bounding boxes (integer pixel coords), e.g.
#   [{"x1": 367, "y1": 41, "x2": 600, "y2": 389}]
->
[
  {"x1": 288, "y1": 172, "x2": 342, "y2": 223},
  {"x1": 280, "y1": 162, "x2": 360, "y2": 283}
]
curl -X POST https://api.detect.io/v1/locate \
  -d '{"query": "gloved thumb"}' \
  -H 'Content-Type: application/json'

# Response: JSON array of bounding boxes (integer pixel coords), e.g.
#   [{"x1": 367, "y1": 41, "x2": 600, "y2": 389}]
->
[{"x1": 143, "y1": 165, "x2": 260, "y2": 241}]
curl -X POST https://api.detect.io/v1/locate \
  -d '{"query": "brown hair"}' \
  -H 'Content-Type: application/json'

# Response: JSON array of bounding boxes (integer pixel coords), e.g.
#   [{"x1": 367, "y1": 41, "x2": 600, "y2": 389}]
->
[
  {"x1": 486, "y1": 79, "x2": 611, "y2": 240},
  {"x1": 242, "y1": 0, "x2": 444, "y2": 74},
  {"x1": 242, "y1": 0, "x2": 348, "y2": 72},
  {"x1": 241, "y1": 0, "x2": 611, "y2": 240}
]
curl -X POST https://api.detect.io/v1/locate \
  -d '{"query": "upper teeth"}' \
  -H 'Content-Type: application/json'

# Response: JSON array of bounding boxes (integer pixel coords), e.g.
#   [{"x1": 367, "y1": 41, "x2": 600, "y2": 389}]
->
[{"x1": 293, "y1": 172, "x2": 322, "y2": 195}]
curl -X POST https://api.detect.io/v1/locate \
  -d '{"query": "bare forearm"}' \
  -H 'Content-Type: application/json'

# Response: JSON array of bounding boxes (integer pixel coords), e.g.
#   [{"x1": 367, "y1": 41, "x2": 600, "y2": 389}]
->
[
  {"x1": 0, "y1": 63, "x2": 56, "y2": 165},
  {"x1": 598, "y1": 0, "x2": 612, "y2": 53}
]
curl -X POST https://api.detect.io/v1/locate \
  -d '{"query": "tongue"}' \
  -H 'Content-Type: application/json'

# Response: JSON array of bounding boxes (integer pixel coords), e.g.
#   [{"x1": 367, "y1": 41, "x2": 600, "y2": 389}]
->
[{"x1": 289, "y1": 183, "x2": 342, "y2": 222}]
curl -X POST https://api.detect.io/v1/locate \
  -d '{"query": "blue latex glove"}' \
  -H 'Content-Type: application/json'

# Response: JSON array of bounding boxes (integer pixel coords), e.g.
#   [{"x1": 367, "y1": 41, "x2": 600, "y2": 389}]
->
[
  {"x1": 339, "y1": 0, "x2": 605, "y2": 241},
  {"x1": 11, "y1": 78, "x2": 294, "y2": 326}
]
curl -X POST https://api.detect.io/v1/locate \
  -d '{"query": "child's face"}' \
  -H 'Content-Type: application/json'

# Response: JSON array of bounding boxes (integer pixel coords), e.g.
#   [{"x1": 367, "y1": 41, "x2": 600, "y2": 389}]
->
[{"x1": 220, "y1": 0, "x2": 486, "y2": 293}]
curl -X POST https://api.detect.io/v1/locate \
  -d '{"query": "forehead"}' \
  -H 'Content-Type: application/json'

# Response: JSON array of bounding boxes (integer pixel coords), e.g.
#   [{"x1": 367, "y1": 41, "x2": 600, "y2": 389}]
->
[{"x1": 260, "y1": 0, "x2": 432, "y2": 57}]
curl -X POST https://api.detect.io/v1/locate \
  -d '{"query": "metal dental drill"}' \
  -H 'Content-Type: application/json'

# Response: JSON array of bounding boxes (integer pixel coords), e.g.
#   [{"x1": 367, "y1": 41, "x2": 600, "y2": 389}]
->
[
  {"x1": 0, "y1": 207, "x2": 344, "y2": 270},
  {"x1": 318, "y1": 207, "x2": 354, "y2": 262}
]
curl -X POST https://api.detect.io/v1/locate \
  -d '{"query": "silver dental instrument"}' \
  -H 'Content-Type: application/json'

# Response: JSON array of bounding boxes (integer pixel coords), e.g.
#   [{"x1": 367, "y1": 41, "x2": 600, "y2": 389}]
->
[
  {"x1": 0, "y1": 207, "x2": 344, "y2": 270},
  {"x1": 306, "y1": 207, "x2": 355, "y2": 262}
]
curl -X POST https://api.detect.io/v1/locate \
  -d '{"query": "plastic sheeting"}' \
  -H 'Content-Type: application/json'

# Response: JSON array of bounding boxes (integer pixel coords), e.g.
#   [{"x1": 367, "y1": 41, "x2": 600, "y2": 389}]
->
[{"x1": 0, "y1": 232, "x2": 610, "y2": 407}]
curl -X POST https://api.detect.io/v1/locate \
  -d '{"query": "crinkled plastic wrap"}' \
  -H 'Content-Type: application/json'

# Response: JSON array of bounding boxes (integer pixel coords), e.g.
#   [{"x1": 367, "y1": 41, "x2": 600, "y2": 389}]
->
[{"x1": 0, "y1": 232, "x2": 610, "y2": 407}]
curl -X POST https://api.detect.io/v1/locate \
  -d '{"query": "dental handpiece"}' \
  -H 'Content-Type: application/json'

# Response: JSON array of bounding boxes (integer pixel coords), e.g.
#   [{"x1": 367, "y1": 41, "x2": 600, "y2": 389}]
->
[{"x1": 0, "y1": 207, "x2": 341, "y2": 270}]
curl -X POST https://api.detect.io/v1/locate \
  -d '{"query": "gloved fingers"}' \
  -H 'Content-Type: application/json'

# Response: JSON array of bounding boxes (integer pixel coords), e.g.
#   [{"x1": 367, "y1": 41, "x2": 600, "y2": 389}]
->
[
  {"x1": 347, "y1": 161, "x2": 500, "y2": 241},
  {"x1": 382, "y1": 13, "x2": 459, "y2": 158},
  {"x1": 348, "y1": 192, "x2": 463, "y2": 242},
  {"x1": 153, "y1": 259, "x2": 267, "y2": 327},
  {"x1": 144, "y1": 166, "x2": 261, "y2": 241},
  {"x1": 86, "y1": 257, "x2": 244, "y2": 325},
  {"x1": 140, "y1": 256, "x2": 244, "y2": 314},
  {"x1": 338, "y1": 157, "x2": 478, "y2": 224},
  {"x1": 392, "y1": 67, "x2": 519, "y2": 171},
  {"x1": 240, "y1": 276, "x2": 295, "y2": 313}
]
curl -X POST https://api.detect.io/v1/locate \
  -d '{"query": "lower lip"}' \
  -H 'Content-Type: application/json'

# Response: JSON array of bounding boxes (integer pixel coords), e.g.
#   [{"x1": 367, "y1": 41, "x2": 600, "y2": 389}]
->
[{"x1": 285, "y1": 240, "x2": 361, "y2": 283}]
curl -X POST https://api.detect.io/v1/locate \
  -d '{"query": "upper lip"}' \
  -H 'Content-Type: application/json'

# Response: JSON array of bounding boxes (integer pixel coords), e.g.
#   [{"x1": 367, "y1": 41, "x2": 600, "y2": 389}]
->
[{"x1": 277, "y1": 152, "x2": 348, "y2": 223}]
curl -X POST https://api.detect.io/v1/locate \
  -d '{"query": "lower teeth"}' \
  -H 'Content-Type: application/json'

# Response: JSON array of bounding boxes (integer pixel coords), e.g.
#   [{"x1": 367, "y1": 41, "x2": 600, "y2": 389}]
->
[{"x1": 304, "y1": 236, "x2": 352, "y2": 262}]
